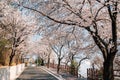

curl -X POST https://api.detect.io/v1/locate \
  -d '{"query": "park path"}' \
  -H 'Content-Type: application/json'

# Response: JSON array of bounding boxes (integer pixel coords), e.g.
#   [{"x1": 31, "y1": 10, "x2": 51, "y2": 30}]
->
[{"x1": 16, "y1": 67, "x2": 58, "y2": 80}]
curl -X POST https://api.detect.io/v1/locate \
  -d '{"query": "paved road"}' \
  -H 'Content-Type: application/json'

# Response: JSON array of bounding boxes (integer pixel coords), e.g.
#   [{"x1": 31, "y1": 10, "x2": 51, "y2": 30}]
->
[{"x1": 16, "y1": 67, "x2": 58, "y2": 80}]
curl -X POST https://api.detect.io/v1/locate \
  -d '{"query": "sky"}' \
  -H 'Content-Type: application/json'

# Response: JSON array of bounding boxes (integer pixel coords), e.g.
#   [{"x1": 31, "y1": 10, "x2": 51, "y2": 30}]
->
[
  {"x1": 31, "y1": 34, "x2": 42, "y2": 42},
  {"x1": 79, "y1": 60, "x2": 91, "y2": 77}
]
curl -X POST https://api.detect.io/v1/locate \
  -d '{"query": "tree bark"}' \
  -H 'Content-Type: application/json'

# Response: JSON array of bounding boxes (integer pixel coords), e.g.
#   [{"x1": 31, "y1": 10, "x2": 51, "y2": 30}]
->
[
  {"x1": 103, "y1": 54, "x2": 115, "y2": 80},
  {"x1": 9, "y1": 49, "x2": 15, "y2": 66},
  {"x1": 57, "y1": 58, "x2": 61, "y2": 74},
  {"x1": 70, "y1": 54, "x2": 75, "y2": 75},
  {"x1": 47, "y1": 57, "x2": 50, "y2": 68},
  {"x1": 9, "y1": 56, "x2": 14, "y2": 66}
]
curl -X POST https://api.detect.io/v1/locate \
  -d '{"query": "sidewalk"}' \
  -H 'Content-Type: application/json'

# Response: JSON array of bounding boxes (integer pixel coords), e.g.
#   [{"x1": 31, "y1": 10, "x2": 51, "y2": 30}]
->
[{"x1": 41, "y1": 66, "x2": 79, "y2": 80}]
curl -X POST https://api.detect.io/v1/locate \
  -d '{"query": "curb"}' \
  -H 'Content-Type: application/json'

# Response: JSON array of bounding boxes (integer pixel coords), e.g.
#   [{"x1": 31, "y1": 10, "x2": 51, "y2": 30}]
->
[{"x1": 39, "y1": 66, "x2": 65, "y2": 80}]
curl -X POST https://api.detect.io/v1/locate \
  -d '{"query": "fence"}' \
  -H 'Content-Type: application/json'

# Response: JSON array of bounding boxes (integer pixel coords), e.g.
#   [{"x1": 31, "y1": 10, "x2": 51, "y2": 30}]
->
[
  {"x1": 87, "y1": 68, "x2": 102, "y2": 80},
  {"x1": 87, "y1": 68, "x2": 120, "y2": 80},
  {"x1": 49, "y1": 63, "x2": 78, "y2": 77}
]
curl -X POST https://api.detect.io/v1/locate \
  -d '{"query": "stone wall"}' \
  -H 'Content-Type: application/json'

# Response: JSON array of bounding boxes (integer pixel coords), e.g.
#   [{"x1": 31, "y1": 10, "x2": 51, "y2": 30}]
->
[{"x1": 0, "y1": 64, "x2": 25, "y2": 80}]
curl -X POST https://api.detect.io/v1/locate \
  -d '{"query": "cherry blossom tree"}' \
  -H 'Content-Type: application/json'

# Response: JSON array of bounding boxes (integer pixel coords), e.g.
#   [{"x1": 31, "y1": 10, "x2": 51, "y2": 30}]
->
[
  {"x1": 0, "y1": 0, "x2": 35, "y2": 65},
  {"x1": 12, "y1": 0, "x2": 120, "y2": 79}
]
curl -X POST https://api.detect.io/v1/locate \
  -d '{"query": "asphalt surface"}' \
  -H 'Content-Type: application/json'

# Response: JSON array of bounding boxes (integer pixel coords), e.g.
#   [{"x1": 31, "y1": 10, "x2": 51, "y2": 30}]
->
[{"x1": 16, "y1": 67, "x2": 58, "y2": 80}]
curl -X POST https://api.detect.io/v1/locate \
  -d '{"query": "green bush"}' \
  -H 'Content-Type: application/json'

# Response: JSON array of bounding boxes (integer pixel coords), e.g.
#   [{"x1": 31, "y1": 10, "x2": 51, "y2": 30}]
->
[
  {"x1": 35, "y1": 58, "x2": 42, "y2": 66},
  {"x1": 70, "y1": 60, "x2": 78, "y2": 75}
]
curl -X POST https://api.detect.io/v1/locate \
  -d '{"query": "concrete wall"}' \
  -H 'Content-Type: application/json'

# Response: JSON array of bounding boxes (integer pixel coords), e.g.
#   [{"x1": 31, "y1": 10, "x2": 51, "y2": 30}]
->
[{"x1": 0, "y1": 64, "x2": 25, "y2": 80}]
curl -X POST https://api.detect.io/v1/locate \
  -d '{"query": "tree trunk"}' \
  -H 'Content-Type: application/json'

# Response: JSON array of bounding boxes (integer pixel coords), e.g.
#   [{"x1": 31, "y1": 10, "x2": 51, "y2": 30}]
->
[
  {"x1": 9, "y1": 55, "x2": 14, "y2": 66},
  {"x1": 47, "y1": 57, "x2": 50, "y2": 68},
  {"x1": 103, "y1": 55, "x2": 115, "y2": 80},
  {"x1": 57, "y1": 58, "x2": 61, "y2": 74},
  {"x1": 9, "y1": 49, "x2": 15, "y2": 66},
  {"x1": 70, "y1": 54, "x2": 75, "y2": 75}
]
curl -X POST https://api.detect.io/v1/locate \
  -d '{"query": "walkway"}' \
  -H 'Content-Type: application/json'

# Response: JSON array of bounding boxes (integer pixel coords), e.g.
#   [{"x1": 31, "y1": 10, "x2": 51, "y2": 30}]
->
[{"x1": 16, "y1": 67, "x2": 58, "y2": 80}]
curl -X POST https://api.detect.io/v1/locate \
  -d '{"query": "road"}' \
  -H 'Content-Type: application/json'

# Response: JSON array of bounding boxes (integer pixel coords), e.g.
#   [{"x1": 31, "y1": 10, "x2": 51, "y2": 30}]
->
[{"x1": 16, "y1": 67, "x2": 58, "y2": 80}]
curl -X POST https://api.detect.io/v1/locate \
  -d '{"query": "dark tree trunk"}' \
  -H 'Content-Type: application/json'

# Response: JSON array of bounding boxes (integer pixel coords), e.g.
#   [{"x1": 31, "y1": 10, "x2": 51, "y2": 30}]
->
[
  {"x1": 9, "y1": 49, "x2": 15, "y2": 66},
  {"x1": 70, "y1": 54, "x2": 75, "y2": 75},
  {"x1": 47, "y1": 53, "x2": 51, "y2": 68},
  {"x1": 103, "y1": 2, "x2": 118, "y2": 80},
  {"x1": 103, "y1": 53, "x2": 115, "y2": 80},
  {"x1": 9, "y1": 55, "x2": 14, "y2": 66},
  {"x1": 57, "y1": 58, "x2": 61, "y2": 74},
  {"x1": 47, "y1": 57, "x2": 50, "y2": 68},
  {"x1": 41, "y1": 59, "x2": 44, "y2": 66},
  {"x1": 103, "y1": 61, "x2": 113, "y2": 80}
]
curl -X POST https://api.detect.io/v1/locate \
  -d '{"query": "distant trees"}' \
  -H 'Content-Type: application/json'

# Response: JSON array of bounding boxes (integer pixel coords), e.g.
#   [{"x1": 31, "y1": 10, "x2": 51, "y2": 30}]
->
[
  {"x1": 51, "y1": 38, "x2": 66, "y2": 73},
  {"x1": 42, "y1": 28, "x2": 68, "y2": 73},
  {"x1": 40, "y1": 25, "x2": 92, "y2": 74}
]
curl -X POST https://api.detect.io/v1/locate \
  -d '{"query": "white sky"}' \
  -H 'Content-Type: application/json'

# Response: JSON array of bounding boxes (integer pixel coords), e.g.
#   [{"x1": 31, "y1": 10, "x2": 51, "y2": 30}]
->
[{"x1": 79, "y1": 60, "x2": 91, "y2": 78}]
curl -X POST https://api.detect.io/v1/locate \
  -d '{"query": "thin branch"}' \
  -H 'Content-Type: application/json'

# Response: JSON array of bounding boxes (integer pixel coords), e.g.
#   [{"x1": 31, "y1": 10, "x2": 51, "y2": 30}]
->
[
  {"x1": 17, "y1": 4, "x2": 81, "y2": 26},
  {"x1": 77, "y1": 57, "x2": 89, "y2": 69}
]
